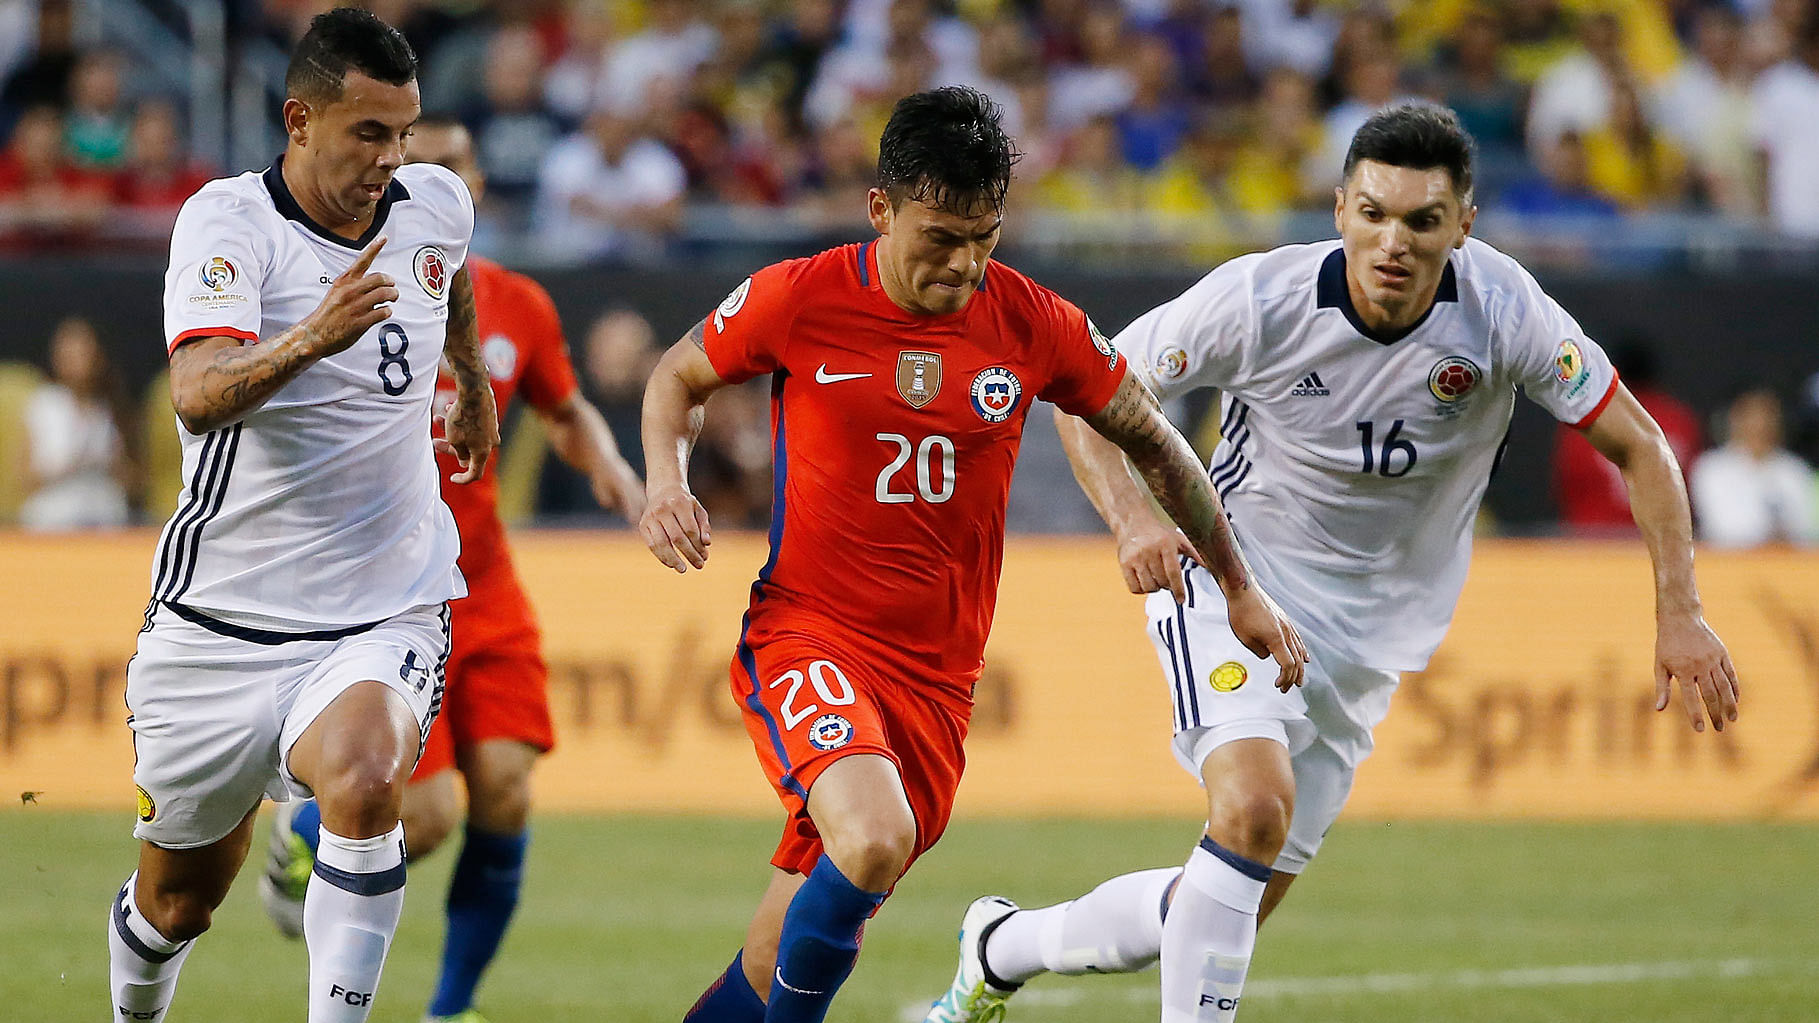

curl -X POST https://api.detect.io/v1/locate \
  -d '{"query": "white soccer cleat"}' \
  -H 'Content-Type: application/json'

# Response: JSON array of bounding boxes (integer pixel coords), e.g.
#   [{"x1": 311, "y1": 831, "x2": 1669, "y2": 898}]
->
[
  {"x1": 924, "y1": 895, "x2": 1022, "y2": 1023},
  {"x1": 257, "y1": 799, "x2": 311, "y2": 939}
]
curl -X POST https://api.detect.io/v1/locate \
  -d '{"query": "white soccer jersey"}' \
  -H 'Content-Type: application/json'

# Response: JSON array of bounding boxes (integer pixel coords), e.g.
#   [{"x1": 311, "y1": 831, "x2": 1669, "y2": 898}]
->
[
  {"x1": 1118, "y1": 238, "x2": 1617, "y2": 671},
  {"x1": 154, "y1": 157, "x2": 474, "y2": 630}
]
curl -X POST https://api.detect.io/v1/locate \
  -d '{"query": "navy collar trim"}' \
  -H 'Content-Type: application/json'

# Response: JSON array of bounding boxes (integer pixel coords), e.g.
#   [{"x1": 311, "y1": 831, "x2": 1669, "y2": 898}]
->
[
  {"x1": 1315, "y1": 247, "x2": 1457, "y2": 346},
  {"x1": 262, "y1": 154, "x2": 409, "y2": 250}
]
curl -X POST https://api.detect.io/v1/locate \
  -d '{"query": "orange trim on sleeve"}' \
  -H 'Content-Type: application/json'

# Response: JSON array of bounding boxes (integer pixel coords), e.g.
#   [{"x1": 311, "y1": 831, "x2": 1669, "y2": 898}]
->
[
  {"x1": 1570, "y1": 371, "x2": 1621, "y2": 430},
  {"x1": 168, "y1": 326, "x2": 258, "y2": 355}
]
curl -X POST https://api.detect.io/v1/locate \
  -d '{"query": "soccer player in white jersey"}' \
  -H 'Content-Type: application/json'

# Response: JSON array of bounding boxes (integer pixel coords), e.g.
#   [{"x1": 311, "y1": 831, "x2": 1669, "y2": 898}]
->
[
  {"x1": 107, "y1": 10, "x2": 497, "y2": 1023},
  {"x1": 925, "y1": 104, "x2": 1740, "y2": 1023}
]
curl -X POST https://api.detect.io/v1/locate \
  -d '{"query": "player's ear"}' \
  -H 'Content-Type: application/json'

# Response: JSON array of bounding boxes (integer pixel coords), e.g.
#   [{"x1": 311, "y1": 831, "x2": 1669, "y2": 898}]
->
[
  {"x1": 1331, "y1": 186, "x2": 1345, "y2": 234},
  {"x1": 1457, "y1": 203, "x2": 1477, "y2": 247},
  {"x1": 282, "y1": 98, "x2": 311, "y2": 147},
  {"x1": 867, "y1": 188, "x2": 894, "y2": 236}
]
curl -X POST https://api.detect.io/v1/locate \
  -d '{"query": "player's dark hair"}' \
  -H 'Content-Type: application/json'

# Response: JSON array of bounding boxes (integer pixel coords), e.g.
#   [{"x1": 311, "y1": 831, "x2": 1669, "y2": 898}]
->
[
  {"x1": 285, "y1": 7, "x2": 417, "y2": 104},
  {"x1": 1343, "y1": 103, "x2": 1476, "y2": 202},
  {"x1": 877, "y1": 86, "x2": 1020, "y2": 214}
]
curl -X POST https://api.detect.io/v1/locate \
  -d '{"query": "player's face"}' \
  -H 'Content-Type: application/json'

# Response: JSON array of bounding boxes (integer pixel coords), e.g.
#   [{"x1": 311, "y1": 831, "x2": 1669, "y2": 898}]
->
[
  {"x1": 405, "y1": 122, "x2": 485, "y2": 203},
  {"x1": 287, "y1": 71, "x2": 421, "y2": 224},
  {"x1": 869, "y1": 188, "x2": 1003, "y2": 316},
  {"x1": 1334, "y1": 160, "x2": 1476, "y2": 327}
]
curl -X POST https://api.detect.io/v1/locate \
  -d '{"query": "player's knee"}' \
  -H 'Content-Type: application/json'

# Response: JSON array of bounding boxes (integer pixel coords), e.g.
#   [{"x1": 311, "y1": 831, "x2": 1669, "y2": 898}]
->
[
  {"x1": 1207, "y1": 788, "x2": 1292, "y2": 863},
  {"x1": 316, "y1": 756, "x2": 410, "y2": 836},
  {"x1": 141, "y1": 888, "x2": 217, "y2": 943},
  {"x1": 823, "y1": 812, "x2": 915, "y2": 890}
]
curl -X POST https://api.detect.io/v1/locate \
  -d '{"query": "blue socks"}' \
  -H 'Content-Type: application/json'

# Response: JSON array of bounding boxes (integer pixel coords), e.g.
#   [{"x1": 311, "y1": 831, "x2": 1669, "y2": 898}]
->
[
  {"x1": 426, "y1": 826, "x2": 529, "y2": 1018},
  {"x1": 765, "y1": 857, "x2": 886, "y2": 1023},
  {"x1": 289, "y1": 798, "x2": 322, "y2": 855},
  {"x1": 684, "y1": 950, "x2": 766, "y2": 1023}
]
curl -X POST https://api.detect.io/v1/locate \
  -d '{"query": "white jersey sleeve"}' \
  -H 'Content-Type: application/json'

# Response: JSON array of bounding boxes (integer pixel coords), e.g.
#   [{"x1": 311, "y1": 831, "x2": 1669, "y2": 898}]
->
[
  {"x1": 1481, "y1": 243, "x2": 1618, "y2": 427},
  {"x1": 1112, "y1": 253, "x2": 1263, "y2": 402},
  {"x1": 162, "y1": 184, "x2": 270, "y2": 354},
  {"x1": 401, "y1": 162, "x2": 476, "y2": 273}
]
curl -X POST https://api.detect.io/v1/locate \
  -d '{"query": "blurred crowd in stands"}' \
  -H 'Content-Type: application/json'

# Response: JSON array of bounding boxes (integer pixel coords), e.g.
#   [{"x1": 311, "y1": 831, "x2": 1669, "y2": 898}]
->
[
  {"x1": 5, "y1": 0, "x2": 1819, "y2": 256},
  {"x1": 3, "y1": 0, "x2": 1817, "y2": 541}
]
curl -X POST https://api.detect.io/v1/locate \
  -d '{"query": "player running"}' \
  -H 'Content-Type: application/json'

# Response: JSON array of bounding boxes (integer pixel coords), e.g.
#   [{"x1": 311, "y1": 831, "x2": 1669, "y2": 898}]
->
[
  {"x1": 923, "y1": 104, "x2": 1741, "y2": 1023},
  {"x1": 257, "y1": 116, "x2": 646, "y2": 1023},
  {"x1": 640, "y1": 86, "x2": 1306, "y2": 1023},
  {"x1": 108, "y1": 10, "x2": 498, "y2": 1023}
]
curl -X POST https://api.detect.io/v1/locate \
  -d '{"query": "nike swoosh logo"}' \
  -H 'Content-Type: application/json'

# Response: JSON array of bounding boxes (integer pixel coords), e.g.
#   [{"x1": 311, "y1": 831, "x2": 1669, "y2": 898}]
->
[{"x1": 815, "y1": 364, "x2": 872, "y2": 384}]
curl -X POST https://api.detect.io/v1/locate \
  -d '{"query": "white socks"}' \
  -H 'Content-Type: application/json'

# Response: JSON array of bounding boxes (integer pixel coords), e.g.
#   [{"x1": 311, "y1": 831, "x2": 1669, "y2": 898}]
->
[
  {"x1": 983, "y1": 867, "x2": 1180, "y2": 985},
  {"x1": 109, "y1": 873, "x2": 194, "y2": 1022},
  {"x1": 1160, "y1": 839, "x2": 1269, "y2": 1023},
  {"x1": 304, "y1": 823, "x2": 407, "y2": 1023}
]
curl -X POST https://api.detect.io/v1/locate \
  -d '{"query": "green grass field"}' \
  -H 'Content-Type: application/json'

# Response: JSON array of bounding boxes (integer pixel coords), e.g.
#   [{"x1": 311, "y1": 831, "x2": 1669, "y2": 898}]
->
[{"x1": 6, "y1": 812, "x2": 1816, "y2": 1022}]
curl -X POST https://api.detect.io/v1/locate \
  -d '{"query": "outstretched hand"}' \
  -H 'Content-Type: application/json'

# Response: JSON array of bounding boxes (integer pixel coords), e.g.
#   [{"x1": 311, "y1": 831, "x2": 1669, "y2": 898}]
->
[{"x1": 1655, "y1": 611, "x2": 1739, "y2": 732}]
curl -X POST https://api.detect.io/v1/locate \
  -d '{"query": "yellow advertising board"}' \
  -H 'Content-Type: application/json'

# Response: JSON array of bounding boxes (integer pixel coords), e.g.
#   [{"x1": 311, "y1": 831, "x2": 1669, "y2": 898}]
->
[{"x1": 1, "y1": 532, "x2": 1815, "y2": 821}]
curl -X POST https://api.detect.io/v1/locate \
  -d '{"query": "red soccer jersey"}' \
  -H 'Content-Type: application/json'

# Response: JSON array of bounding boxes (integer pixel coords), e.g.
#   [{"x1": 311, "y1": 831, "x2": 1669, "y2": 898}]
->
[
  {"x1": 704, "y1": 241, "x2": 1125, "y2": 699},
  {"x1": 433, "y1": 256, "x2": 579, "y2": 600}
]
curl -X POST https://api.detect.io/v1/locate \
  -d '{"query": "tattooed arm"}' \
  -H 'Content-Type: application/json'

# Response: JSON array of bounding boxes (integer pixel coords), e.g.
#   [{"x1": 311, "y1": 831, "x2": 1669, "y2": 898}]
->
[
  {"x1": 170, "y1": 235, "x2": 396, "y2": 434},
  {"x1": 437, "y1": 264, "x2": 500, "y2": 484},
  {"x1": 1064, "y1": 367, "x2": 1308, "y2": 688},
  {"x1": 639, "y1": 318, "x2": 733, "y2": 572}
]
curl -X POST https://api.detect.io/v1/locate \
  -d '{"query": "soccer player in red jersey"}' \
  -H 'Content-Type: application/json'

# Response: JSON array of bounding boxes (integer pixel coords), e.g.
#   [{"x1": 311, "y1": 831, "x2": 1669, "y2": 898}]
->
[
  {"x1": 641, "y1": 87, "x2": 1309, "y2": 1023},
  {"x1": 262, "y1": 116, "x2": 644, "y2": 1023}
]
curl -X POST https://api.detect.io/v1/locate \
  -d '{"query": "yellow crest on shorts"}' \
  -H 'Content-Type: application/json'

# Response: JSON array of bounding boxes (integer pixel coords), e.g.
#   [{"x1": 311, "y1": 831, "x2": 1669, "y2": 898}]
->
[
  {"x1": 136, "y1": 785, "x2": 156, "y2": 823},
  {"x1": 1209, "y1": 662, "x2": 1248, "y2": 693}
]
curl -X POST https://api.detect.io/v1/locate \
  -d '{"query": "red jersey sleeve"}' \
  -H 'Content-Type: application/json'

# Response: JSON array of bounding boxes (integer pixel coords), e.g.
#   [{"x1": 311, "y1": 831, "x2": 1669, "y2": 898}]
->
[
  {"x1": 1036, "y1": 291, "x2": 1124, "y2": 418},
  {"x1": 702, "y1": 260, "x2": 805, "y2": 383},
  {"x1": 510, "y1": 275, "x2": 580, "y2": 413}
]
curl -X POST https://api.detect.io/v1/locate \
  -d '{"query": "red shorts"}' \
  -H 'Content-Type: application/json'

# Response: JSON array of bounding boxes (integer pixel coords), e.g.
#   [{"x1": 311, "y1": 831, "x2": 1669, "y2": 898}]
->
[
  {"x1": 412, "y1": 597, "x2": 555, "y2": 781},
  {"x1": 735, "y1": 630, "x2": 970, "y2": 878}
]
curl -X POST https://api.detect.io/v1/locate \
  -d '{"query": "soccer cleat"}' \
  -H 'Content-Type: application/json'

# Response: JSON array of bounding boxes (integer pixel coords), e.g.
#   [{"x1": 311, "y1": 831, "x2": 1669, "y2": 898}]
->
[
  {"x1": 422, "y1": 1012, "x2": 489, "y2": 1023},
  {"x1": 258, "y1": 799, "x2": 312, "y2": 939},
  {"x1": 923, "y1": 895, "x2": 1022, "y2": 1023}
]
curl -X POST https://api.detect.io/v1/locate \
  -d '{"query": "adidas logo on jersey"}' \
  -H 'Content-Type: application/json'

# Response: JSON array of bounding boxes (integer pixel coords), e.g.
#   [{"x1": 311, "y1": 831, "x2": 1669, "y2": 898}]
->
[{"x1": 1290, "y1": 372, "x2": 1330, "y2": 397}]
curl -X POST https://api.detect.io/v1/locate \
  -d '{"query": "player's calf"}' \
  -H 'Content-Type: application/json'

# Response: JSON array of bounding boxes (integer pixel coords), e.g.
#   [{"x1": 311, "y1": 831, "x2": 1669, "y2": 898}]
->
[
  {"x1": 1158, "y1": 738, "x2": 1294, "y2": 1023},
  {"x1": 767, "y1": 856, "x2": 887, "y2": 1023},
  {"x1": 401, "y1": 771, "x2": 461, "y2": 860},
  {"x1": 304, "y1": 822, "x2": 409, "y2": 1023},
  {"x1": 110, "y1": 873, "x2": 199, "y2": 1021}
]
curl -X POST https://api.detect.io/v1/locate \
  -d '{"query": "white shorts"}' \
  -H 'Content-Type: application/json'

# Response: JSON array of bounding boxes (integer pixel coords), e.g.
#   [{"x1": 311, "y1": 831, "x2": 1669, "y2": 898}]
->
[
  {"x1": 125, "y1": 601, "x2": 450, "y2": 849},
  {"x1": 1145, "y1": 566, "x2": 1399, "y2": 874}
]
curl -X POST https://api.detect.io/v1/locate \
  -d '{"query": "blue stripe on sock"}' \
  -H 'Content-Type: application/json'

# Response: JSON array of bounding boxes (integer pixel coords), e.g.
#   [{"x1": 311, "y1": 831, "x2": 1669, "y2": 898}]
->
[
  {"x1": 113, "y1": 884, "x2": 184, "y2": 964},
  {"x1": 428, "y1": 827, "x2": 529, "y2": 1017},
  {"x1": 312, "y1": 857, "x2": 406, "y2": 896},
  {"x1": 1197, "y1": 835, "x2": 1273, "y2": 883}
]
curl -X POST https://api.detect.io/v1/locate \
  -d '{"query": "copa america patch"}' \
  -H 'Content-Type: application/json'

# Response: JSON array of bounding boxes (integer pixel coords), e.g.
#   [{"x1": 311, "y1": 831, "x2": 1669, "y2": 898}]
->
[
  {"x1": 415, "y1": 245, "x2": 448, "y2": 300},
  {"x1": 1088, "y1": 317, "x2": 1118, "y2": 368},
  {"x1": 1553, "y1": 339, "x2": 1585, "y2": 384},
  {"x1": 1155, "y1": 345, "x2": 1189, "y2": 381},
  {"x1": 198, "y1": 256, "x2": 237, "y2": 292},
  {"x1": 970, "y1": 366, "x2": 1023, "y2": 423},
  {"x1": 807, "y1": 713, "x2": 855, "y2": 751}
]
